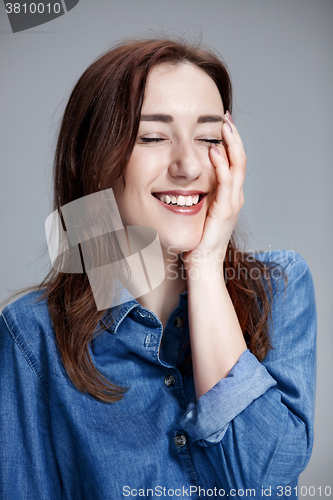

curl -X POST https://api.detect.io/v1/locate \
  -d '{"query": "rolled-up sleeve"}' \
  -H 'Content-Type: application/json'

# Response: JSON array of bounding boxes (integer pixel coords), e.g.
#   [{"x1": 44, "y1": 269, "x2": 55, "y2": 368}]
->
[{"x1": 181, "y1": 349, "x2": 277, "y2": 444}]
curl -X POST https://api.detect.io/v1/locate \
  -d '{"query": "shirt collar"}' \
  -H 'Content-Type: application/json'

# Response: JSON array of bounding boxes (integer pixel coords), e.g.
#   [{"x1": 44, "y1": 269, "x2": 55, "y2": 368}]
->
[{"x1": 98, "y1": 285, "x2": 188, "y2": 336}]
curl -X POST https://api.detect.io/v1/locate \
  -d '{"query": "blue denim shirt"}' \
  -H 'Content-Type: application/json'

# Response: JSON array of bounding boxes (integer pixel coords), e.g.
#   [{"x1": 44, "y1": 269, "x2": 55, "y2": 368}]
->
[{"x1": 0, "y1": 251, "x2": 316, "y2": 500}]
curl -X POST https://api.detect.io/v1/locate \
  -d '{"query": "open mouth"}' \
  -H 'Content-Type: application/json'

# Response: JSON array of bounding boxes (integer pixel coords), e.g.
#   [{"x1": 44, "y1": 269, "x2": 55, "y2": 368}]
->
[{"x1": 152, "y1": 192, "x2": 206, "y2": 207}]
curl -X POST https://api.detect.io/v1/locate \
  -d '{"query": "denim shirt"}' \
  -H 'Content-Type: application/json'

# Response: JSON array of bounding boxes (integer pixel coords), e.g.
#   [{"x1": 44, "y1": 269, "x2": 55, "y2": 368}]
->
[{"x1": 0, "y1": 251, "x2": 316, "y2": 500}]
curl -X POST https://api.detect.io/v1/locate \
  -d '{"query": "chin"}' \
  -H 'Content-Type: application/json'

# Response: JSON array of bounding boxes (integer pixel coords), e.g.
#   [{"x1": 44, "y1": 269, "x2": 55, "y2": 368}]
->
[{"x1": 162, "y1": 234, "x2": 202, "y2": 259}]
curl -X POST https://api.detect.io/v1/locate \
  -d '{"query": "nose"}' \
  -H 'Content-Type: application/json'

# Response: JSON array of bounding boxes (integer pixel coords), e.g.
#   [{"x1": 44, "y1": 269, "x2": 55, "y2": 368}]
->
[{"x1": 168, "y1": 140, "x2": 204, "y2": 182}]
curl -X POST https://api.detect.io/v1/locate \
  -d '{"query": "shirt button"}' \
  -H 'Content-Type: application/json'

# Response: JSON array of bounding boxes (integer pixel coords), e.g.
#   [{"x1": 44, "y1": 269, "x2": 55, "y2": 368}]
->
[
  {"x1": 164, "y1": 374, "x2": 176, "y2": 387},
  {"x1": 174, "y1": 316, "x2": 183, "y2": 328},
  {"x1": 175, "y1": 434, "x2": 187, "y2": 447}
]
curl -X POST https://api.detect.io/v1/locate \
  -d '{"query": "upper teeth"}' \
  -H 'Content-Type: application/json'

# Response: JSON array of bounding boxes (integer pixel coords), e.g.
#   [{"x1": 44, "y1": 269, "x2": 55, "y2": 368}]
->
[{"x1": 156, "y1": 194, "x2": 201, "y2": 206}]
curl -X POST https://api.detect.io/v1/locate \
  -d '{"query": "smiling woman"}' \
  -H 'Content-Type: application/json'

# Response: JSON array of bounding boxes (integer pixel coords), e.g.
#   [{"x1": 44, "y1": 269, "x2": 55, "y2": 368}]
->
[
  {"x1": 0, "y1": 37, "x2": 316, "y2": 500},
  {"x1": 113, "y1": 63, "x2": 226, "y2": 250}
]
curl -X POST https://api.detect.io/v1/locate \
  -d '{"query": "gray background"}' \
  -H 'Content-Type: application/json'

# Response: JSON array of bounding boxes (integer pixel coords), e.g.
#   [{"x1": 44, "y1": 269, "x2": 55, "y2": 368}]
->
[{"x1": 0, "y1": 0, "x2": 332, "y2": 493}]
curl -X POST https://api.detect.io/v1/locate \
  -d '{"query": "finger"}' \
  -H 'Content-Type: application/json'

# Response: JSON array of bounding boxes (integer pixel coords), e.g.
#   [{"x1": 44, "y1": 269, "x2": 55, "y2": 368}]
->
[
  {"x1": 225, "y1": 110, "x2": 243, "y2": 146},
  {"x1": 209, "y1": 145, "x2": 234, "y2": 217},
  {"x1": 222, "y1": 113, "x2": 247, "y2": 175},
  {"x1": 210, "y1": 136, "x2": 244, "y2": 214},
  {"x1": 222, "y1": 113, "x2": 246, "y2": 200}
]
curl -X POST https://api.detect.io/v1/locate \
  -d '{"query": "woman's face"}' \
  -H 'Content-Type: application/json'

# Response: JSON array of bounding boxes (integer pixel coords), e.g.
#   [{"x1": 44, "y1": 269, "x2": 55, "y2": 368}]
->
[{"x1": 113, "y1": 62, "x2": 228, "y2": 257}]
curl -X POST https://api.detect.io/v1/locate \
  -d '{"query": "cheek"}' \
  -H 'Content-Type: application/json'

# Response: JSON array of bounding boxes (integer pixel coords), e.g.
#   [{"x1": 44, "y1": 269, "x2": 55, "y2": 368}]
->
[{"x1": 125, "y1": 152, "x2": 163, "y2": 188}]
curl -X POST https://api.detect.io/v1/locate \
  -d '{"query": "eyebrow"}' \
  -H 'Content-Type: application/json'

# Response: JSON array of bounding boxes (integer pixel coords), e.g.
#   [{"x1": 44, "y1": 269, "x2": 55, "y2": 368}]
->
[{"x1": 140, "y1": 114, "x2": 224, "y2": 124}]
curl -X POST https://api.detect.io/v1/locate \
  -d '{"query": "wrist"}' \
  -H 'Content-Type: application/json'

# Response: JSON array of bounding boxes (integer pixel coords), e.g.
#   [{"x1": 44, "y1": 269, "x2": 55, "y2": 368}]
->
[
  {"x1": 182, "y1": 248, "x2": 226, "y2": 274},
  {"x1": 184, "y1": 260, "x2": 226, "y2": 286}
]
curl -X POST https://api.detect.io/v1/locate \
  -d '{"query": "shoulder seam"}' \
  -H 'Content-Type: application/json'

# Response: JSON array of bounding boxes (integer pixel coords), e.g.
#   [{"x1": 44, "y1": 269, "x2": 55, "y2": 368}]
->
[
  {"x1": 1, "y1": 312, "x2": 49, "y2": 398},
  {"x1": 283, "y1": 254, "x2": 309, "y2": 279}
]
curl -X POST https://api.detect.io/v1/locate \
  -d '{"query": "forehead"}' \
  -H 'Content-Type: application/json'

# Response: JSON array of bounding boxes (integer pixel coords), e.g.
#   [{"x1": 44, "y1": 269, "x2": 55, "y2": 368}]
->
[{"x1": 142, "y1": 62, "x2": 224, "y2": 114}]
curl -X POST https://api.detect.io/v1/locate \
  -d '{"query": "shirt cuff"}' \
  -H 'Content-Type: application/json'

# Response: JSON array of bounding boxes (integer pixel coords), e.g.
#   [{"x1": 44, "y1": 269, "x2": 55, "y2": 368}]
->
[{"x1": 180, "y1": 349, "x2": 277, "y2": 445}]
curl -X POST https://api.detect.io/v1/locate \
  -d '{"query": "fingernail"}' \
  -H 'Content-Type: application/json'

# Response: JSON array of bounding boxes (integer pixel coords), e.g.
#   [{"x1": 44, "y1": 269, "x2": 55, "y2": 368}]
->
[
  {"x1": 224, "y1": 118, "x2": 233, "y2": 134},
  {"x1": 211, "y1": 143, "x2": 220, "y2": 155},
  {"x1": 226, "y1": 110, "x2": 234, "y2": 124}
]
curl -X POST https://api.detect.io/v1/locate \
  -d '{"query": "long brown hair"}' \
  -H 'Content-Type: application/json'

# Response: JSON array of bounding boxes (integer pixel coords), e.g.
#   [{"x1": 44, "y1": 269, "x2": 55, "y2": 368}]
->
[{"x1": 38, "y1": 36, "x2": 285, "y2": 402}]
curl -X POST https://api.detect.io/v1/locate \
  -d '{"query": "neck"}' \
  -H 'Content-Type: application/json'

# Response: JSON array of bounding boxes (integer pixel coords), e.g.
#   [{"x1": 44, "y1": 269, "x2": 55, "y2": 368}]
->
[{"x1": 136, "y1": 254, "x2": 186, "y2": 329}]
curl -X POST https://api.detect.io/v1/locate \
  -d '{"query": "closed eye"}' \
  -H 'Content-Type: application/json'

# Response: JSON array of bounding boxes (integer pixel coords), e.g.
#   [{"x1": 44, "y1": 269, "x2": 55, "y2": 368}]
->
[
  {"x1": 138, "y1": 138, "x2": 225, "y2": 145},
  {"x1": 138, "y1": 137, "x2": 165, "y2": 143},
  {"x1": 199, "y1": 138, "x2": 227, "y2": 148},
  {"x1": 200, "y1": 139, "x2": 223, "y2": 145}
]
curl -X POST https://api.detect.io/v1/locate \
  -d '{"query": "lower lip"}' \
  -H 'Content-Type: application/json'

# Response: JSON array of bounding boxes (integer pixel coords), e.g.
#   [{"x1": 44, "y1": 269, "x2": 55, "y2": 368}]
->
[{"x1": 153, "y1": 195, "x2": 206, "y2": 215}]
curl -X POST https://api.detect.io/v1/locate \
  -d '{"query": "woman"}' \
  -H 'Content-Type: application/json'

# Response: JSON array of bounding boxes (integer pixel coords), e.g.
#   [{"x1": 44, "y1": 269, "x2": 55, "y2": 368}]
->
[{"x1": 0, "y1": 37, "x2": 316, "y2": 499}]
